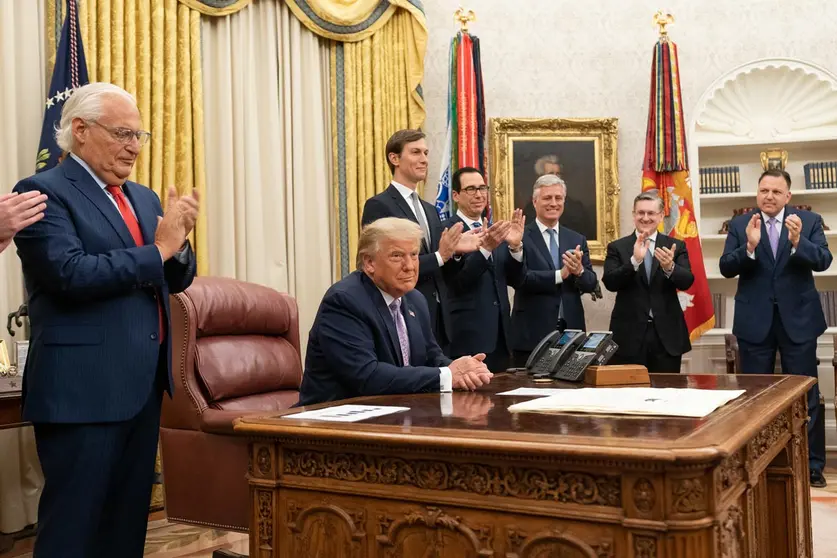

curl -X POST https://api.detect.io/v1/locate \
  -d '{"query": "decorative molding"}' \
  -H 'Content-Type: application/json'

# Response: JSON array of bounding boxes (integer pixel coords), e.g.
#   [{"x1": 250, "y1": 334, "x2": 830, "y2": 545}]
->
[
  {"x1": 747, "y1": 412, "x2": 791, "y2": 465},
  {"x1": 634, "y1": 535, "x2": 657, "y2": 558},
  {"x1": 283, "y1": 449, "x2": 621, "y2": 507},
  {"x1": 257, "y1": 446, "x2": 273, "y2": 476},
  {"x1": 632, "y1": 478, "x2": 656, "y2": 513},
  {"x1": 256, "y1": 489, "x2": 273, "y2": 551},
  {"x1": 376, "y1": 507, "x2": 494, "y2": 557},
  {"x1": 672, "y1": 477, "x2": 707, "y2": 514},
  {"x1": 719, "y1": 505, "x2": 744, "y2": 558},
  {"x1": 718, "y1": 451, "x2": 744, "y2": 495},
  {"x1": 504, "y1": 527, "x2": 613, "y2": 558}
]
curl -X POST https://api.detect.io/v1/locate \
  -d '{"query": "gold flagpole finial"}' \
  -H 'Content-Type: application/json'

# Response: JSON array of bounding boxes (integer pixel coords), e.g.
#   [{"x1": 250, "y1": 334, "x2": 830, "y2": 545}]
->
[
  {"x1": 455, "y1": 7, "x2": 476, "y2": 33},
  {"x1": 653, "y1": 11, "x2": 675, "y2": 40}
]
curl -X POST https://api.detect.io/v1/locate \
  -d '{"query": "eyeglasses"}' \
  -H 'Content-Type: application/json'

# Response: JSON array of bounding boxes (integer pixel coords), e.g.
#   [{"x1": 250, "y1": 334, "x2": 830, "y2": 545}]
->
[
  {"x1": 634, "y1": 210, "x2": 661, "y2": 218},
  {"x1": 461, "y1": 186, "x2": 490, "y2": 195},
  {"x1": 88, "y1": 120, "x2": 151, "y2": 146}
]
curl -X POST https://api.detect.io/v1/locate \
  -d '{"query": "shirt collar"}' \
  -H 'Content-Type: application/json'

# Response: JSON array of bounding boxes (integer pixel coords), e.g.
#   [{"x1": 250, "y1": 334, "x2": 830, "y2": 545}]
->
[
  {"x1": 456, "y1": 209, "x2": 482, "y2": 229},
  {"x1": 761, "y1": 207, "x2": 786, "y2": 224},
  {"x1": 634, "y1": 229, "x2": 659, "y2": 242},
  {"x1": 70, "y1": 152, "x2": 109, "y2": 191},
  {"x1": 391, "y1": 181, "x2": 417, "y2": 201},
  {"x1": 536, "y1": 218, "x2": 559, "y2": 235},
  {"x1": 376, "y1": 287, "x2": 398, "y2": 308}
]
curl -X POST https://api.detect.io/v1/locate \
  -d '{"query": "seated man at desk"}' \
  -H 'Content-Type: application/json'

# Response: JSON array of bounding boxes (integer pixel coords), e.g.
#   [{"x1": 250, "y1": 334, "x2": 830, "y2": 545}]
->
[{"x1": 299, "y1": 217, "x2": 493, "y2": 406}]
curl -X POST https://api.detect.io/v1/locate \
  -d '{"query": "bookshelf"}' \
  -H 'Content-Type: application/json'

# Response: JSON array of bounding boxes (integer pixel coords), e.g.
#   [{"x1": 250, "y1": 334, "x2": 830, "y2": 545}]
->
[{"x1": 689, "y1": 58, "x2": 837, "y2": 333}]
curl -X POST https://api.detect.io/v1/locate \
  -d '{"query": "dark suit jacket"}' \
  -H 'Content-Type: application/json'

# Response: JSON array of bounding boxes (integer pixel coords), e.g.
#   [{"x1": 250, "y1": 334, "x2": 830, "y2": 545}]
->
[
  {"x1": 12, "y1": 156, "x2": 196, "y2": 424},
  {"x1": 441, "y1": 216, "x2": 524, "y2": 357},
  {"x1": 719, "y1": 207, "x2": 832, "y2": 344},
  {"x1": 361, "y1": 184, "x2": 452, "y2": 341},
  {"x1": 299, "y1": 271, "x2": 452, "y2": 406},
  {"x1": 510, "y1": 221, "x2": 597, "y2": 352},
  {"x1": 602, "y1": 232, "x2": 694, "y2": 357}
]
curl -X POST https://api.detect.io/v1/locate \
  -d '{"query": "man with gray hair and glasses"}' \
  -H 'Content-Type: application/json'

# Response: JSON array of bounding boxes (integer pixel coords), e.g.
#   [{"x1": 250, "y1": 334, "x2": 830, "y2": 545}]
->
[
  {"x1": 602, "y1": 191, "x2": 693, "y2": 372},
  {"x1": 510, "y1": 174, "x2": 597, "y2": 367},
  {"x1": 11, "y1": 82, "x2": 199, "y2": 557}
]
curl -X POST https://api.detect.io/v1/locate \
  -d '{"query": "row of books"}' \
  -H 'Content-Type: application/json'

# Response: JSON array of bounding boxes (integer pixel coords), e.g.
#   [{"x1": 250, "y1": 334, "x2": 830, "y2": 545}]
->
[
  {"x1": 803, "y1": 161, "x2": 837, "y2": 190},
  {"x1": 699, "y1": 166, "x2": 740, "y2": 194},
  {"x1": 712, "y1": 291, "x2": 837, "y2": 328}
]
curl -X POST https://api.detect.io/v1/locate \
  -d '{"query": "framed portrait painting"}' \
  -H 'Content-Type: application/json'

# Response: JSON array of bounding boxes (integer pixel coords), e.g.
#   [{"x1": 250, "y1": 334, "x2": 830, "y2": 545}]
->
[{"x1": 488, "y1": 118, "x2": 620, "y2": 263}]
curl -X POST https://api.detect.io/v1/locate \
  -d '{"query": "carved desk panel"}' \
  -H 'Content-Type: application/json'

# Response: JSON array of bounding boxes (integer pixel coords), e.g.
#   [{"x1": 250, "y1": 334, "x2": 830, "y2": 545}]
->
[{"x1": 235, "y1": 373, "x2": 815, "y2": 558}]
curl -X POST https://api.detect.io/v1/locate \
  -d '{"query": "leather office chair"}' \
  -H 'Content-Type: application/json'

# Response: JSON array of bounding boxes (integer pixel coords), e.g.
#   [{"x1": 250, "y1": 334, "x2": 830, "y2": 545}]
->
[{"x1": 160, "y1": 277, "x2": 302, "y2": 533}]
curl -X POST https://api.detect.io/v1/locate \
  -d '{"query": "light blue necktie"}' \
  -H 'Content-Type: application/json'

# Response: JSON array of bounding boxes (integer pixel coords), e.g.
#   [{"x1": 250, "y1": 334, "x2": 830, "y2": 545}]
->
[
  {"x1": 767, "y1": 217, "x2": 779, "y2": 257},
  {"x1": 547, "y1": 228, "x2": 561, "y2": 269},
  {"x1": 644, "y1": 239, "x2": 653, "y2": 282}
]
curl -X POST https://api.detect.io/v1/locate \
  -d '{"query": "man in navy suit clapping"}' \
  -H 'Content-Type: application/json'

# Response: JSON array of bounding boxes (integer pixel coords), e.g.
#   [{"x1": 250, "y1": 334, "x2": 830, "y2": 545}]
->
[{"x1": 13, "y1": 82, "x2": 198, "y2": 557}]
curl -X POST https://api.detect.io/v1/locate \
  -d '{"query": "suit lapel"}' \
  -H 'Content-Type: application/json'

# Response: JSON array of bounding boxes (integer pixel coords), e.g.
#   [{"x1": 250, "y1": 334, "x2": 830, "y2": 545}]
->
[
  {"x1": 361, "y1": 274, "x2": 402, "y2": 366},
  {"x1": 526, "y1": 222, "x2": 554, "y2": 270},
  {"x1": 123, "y1": 183, "x2": 157, "y2": 245},
  {"x1": 422, "y1": 200, "x2": 440, "y2": 252},
  {"x1": 401, "y1": 297, "x2": 423, "y2": 367},
  {"x1": 649, "y1": 234, "x2": 663, "y2": 280},
  {"x1": 62, "y1": 157, "x2": 135, "y2": 248},
  {"x1": 775, "y1": 209, "x2": 791, "y2": 267}
]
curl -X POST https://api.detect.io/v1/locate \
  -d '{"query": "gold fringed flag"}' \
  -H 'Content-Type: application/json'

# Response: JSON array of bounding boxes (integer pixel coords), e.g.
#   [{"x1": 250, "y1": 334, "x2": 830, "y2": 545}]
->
[{"x1": 641, "y1": 37, "x2": 715, "y2": 340}]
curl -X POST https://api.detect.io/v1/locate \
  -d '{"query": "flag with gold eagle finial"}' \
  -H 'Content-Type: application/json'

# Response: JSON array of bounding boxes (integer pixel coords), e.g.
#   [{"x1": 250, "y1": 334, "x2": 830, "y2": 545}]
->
[
  {"x1": 36, "y1": 0, "x2": 89, "y2": 173},
  {"x1": 641, "y1": 37, "x2": 715, "y2": 340}
]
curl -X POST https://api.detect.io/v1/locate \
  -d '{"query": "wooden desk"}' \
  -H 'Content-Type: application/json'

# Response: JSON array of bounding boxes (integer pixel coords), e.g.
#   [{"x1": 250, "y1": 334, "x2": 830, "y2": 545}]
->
[
  {"x1": 235, "y1": 373, "x2": 815, "y2": 558},
  {"x1": 0, "y1": 391, "x2": 24, "y2": 552}
]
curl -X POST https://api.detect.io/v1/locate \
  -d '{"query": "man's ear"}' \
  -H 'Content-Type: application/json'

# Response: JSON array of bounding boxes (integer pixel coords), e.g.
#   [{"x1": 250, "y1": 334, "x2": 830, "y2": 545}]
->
[{"x1": 388, "y1": 152, "x2": 400, "y2": 169}]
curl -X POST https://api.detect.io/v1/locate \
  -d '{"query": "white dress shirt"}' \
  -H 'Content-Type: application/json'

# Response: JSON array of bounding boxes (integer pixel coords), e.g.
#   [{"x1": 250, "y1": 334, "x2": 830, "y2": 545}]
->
[
  {"x1": 456, "y1": 210, "x2": 523, "y2": 262},
  {"x1": 391, "y1": 181, "x2": 444, "y2": 267},
  {"x1": 535, "y1": 219, "x2": 566, "y2": 284},
  {"x1": 376, "y1": 287, "x2": 452, "y2": 392},
  {"x1": 629, "y1": 230, "x2": 674, "y2": 277}
]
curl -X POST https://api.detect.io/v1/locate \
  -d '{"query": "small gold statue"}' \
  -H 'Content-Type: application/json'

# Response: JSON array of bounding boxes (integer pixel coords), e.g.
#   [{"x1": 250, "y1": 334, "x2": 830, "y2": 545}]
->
[
  {"x1": 454, "y1": 7, "x2": 476, "y2": 33},
  {"x1": 760, "y1": 148, "x2": 788, "y2": 171}
]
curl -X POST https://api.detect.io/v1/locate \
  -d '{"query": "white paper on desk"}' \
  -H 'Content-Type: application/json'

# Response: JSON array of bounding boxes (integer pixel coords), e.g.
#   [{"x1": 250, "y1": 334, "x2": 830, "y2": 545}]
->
[
  {"x1": 497, "y1": 387, "x2": 568, "y2": 397},
  {"x1": 507, "y1": 388, "x2": 746, "y2": 418},
  {"x1": 282, "y1": 404, "x2": 410, "y2": 422}
]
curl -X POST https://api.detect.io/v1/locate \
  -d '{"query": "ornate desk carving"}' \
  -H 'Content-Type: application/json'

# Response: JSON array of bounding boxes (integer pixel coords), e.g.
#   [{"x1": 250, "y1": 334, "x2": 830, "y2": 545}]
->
[{"x1": 235, "y1": 374, "x2": 814, "y2": 558}]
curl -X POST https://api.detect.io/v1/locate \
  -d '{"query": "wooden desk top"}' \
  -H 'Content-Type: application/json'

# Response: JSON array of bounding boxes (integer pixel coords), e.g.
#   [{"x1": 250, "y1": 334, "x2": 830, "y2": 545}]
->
[
  {"x1": 0, "y1": 391, "x2": 24, "y2": 430},
  {"x1": 234, "y1": 373, "x2": 815, "y2": 464}
]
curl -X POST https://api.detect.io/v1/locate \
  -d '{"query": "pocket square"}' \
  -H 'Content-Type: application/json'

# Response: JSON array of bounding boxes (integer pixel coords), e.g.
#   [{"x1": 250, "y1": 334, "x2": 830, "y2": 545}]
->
[{"x1": 408, "y1": 310, "x2": 416, "y2": 317}]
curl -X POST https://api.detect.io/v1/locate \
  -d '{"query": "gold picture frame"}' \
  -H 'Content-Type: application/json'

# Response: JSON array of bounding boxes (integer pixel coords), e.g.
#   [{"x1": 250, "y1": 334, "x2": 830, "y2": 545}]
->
[{"x1": 488, "y1": 117, "x2": 620, "y2": 263}]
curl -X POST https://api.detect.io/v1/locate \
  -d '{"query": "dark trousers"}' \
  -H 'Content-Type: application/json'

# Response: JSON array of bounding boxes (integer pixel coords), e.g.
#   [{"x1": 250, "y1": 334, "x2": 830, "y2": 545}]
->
[
  {"x1": 612, "y1": 319, "x2": 682, "y2": 373},
  {"x1": 32, "y1": 379, "x2": 164, "y2": 558},
  {"x1": 737, "y1": 307, "x2": 825, "y2": 475},
  {"x1": 484, "y1": 316, "x2": 511, "y2": 373}
]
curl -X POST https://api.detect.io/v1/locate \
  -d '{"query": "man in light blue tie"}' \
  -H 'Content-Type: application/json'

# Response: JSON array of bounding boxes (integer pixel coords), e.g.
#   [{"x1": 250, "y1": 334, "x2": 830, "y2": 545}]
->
[
  {"x1": 720, "y1": 168, "x2": 833, "y2": 487},
  {"x1": 509, "y1": 174, "x2": 598, "y2": 367}
]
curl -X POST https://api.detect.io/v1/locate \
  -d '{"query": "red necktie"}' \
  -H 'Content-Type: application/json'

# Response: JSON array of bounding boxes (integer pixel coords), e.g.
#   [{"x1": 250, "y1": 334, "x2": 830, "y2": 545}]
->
[{"x1": 106, "y1": 185, "x2": 165, "y2": 344}]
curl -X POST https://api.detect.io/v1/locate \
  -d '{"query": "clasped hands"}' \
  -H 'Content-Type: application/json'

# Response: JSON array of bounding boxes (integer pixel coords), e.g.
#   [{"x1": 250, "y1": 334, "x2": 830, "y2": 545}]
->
[
  {"x1": 437, "y1": 209, "x2": 526, "y2": 261},
  {"x1": 633, "y1": 231, "x2": 675, "y2": 272},
  {"x1": 449, "y1": 353, "x2": 493, "y2": 391},
  {"x1": 745, "y1": 213, "x2": 803, "y2": 253},
  {"x1": 154, "y1": 186, "x2": 200, "y2": 260}
]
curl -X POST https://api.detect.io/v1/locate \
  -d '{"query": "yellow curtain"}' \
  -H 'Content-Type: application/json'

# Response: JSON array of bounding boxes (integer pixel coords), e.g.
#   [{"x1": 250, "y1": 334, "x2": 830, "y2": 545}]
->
[
  {"x1": 332, "y1": 8, "x2": 425, "y2": 275},
  {"x1": 46, "y1": 0, "x2": 209, "y2": 277}
]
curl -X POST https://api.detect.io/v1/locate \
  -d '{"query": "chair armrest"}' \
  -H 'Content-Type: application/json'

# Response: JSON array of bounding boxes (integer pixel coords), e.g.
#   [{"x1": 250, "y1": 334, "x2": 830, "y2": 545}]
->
[{"x1": 200, "y1": 409, "x2": 260, "y2": 435}]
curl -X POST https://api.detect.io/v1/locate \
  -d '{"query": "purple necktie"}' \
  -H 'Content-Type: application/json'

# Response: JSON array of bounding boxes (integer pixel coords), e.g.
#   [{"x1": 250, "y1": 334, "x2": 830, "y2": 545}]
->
[
  {"x1": 767, "y1": 217, "x2": 779, "y2": 257},
  {"x1": 389, "y1": 298, "x2": 411, "y2": 366}
]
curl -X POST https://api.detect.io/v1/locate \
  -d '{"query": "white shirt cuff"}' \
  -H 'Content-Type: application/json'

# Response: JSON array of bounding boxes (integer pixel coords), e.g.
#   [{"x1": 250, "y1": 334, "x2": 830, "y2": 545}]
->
[
  {"x1": 509, "y1": 246, "x2": 523, "y2": 262},
  {"x1": 439, "y1": 367, "x2": 452, "y2": 392},
  {"x1": 746, "y1": 249, "x2": 756, "y2": 260},
  {"x1": 791, "y1": 247, "x2": 796, "y2": 256},
  {"x1": 479, "y1": 247, "x2": 492, "y2": 259},
  {"x1": 435, "y1": 251, "x2": 444, "y2": 267},
  {"x1": 554, "y1": 270, "x2": 563, "y2": 284},
  {"x1": 630, "y1": 255, "x2": 641, "y2": 270}
]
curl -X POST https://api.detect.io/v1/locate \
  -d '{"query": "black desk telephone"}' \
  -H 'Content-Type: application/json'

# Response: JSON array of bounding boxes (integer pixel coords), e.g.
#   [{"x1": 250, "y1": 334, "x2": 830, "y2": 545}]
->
[{"x1": 526, "y1": 328, "x2": 619, "y2": 382}]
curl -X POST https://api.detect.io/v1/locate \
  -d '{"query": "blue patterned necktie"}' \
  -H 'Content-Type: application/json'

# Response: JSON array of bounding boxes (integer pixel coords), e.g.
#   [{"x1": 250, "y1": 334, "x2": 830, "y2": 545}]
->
[
  {"x1": 644, "y1": 239, "x2": 653, "y2": 281},
  {"x1": 547, "y1": 228, "x2": 561, "y2": 269},
  {"x1": 389, "y1": 298, "x2": 411, "y2": 366}
]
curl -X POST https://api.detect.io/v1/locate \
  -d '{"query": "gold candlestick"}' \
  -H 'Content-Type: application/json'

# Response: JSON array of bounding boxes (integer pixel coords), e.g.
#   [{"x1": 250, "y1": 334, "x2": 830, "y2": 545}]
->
[{"x1": 455, "y1": 7, "x2": 475, "y2": 33}]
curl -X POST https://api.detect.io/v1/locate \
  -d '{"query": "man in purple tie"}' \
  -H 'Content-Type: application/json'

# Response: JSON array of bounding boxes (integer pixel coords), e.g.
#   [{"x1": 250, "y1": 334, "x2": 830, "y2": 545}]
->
[
  {"x1": 720, "y1": 168, "x2": 832, "y2": 487},
  {"x1": 299, "y1": 217, "x2": 493, "y2": 406}
]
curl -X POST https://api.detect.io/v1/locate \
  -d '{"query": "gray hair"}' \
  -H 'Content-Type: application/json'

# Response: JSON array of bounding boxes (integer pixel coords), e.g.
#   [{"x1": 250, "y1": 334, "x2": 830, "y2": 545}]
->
[
  {"x1": 633, "y1": 191, "x2": 665, "y2": 213},
  {"x1": 356, "y1": 217, "x2": 423, "y2": 270},
  {"x1": 55, "y1": 82, "x2": 137, "y2": 152},
  {"x1": 532, "y1": 174, "x2": 567, "y2": 200},
  {"x1": 534, "y1": 155, "x2": 560, "y2": 176}
]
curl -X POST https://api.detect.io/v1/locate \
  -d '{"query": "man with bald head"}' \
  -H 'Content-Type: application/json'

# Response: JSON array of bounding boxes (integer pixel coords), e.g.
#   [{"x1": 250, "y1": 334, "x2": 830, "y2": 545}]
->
[{"x1": 12, "y1": 82, "x2": 199, "y2": 557}]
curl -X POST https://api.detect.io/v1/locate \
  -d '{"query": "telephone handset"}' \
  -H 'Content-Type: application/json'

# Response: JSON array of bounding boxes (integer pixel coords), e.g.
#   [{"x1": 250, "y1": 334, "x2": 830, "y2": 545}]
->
[
  {"x1": 552, "y1": 331, "x2": 619, "y2": 382},
  {"x1": 526, "y1": 329, "x2": 587, "y2": 376}
]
